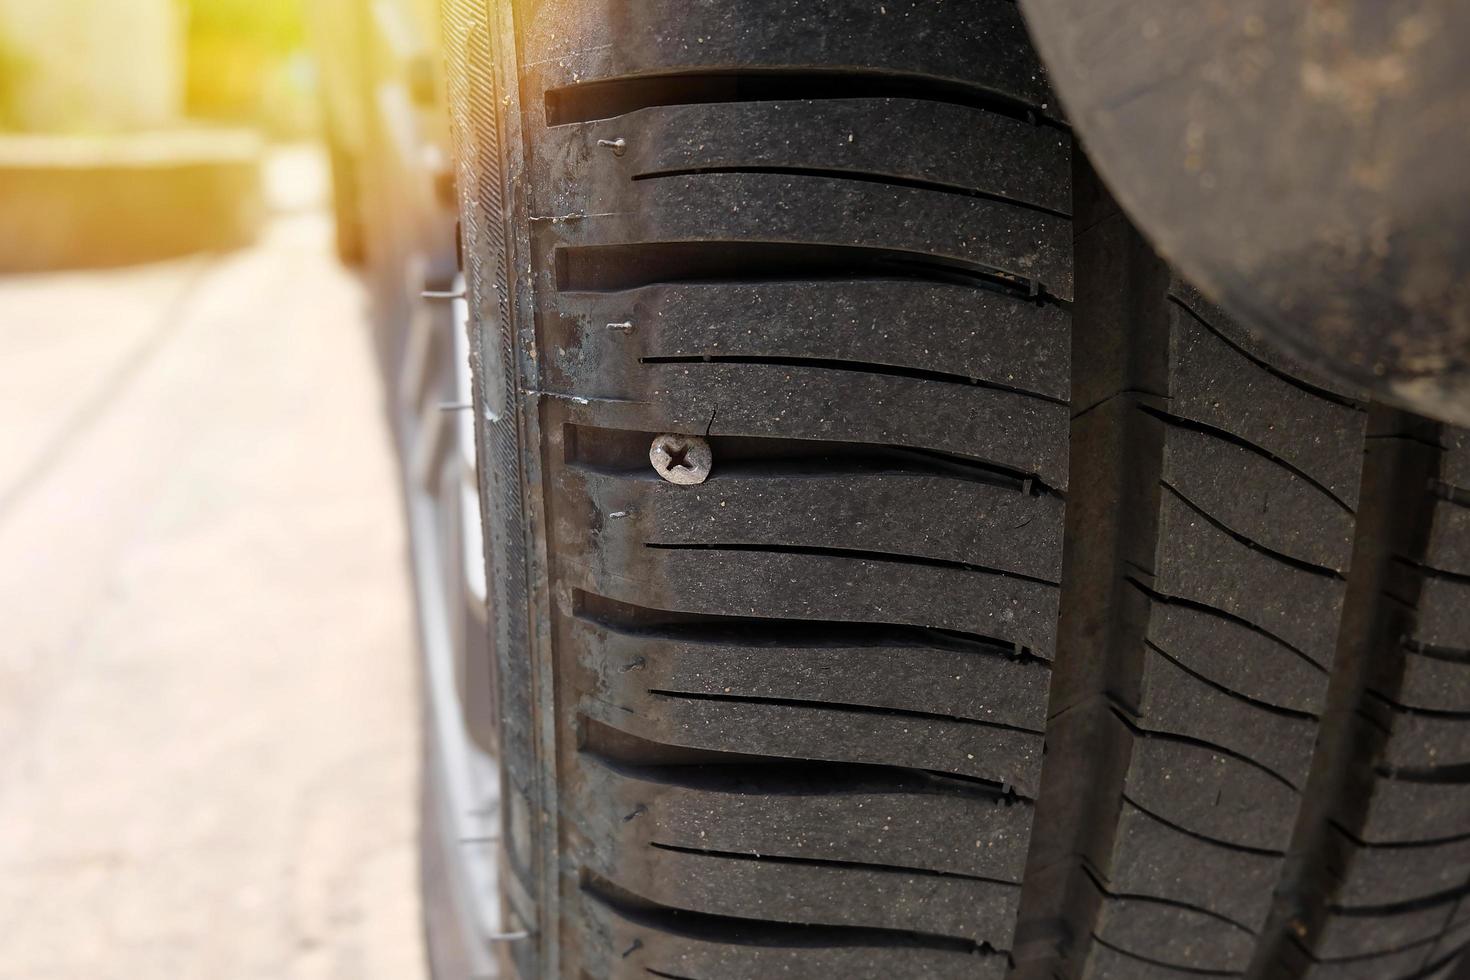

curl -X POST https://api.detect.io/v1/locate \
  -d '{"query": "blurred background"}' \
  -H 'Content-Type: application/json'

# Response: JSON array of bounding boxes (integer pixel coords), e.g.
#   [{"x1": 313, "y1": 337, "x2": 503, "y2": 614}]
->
[{"x1": 0, "y1": 1, "x2": 464, "y2": 976}]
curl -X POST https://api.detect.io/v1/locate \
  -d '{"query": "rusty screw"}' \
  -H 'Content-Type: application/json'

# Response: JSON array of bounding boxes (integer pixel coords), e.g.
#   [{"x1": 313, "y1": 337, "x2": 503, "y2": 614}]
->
[{"x1": 649, "y1": 433, "x2": 712, "y2": 485}]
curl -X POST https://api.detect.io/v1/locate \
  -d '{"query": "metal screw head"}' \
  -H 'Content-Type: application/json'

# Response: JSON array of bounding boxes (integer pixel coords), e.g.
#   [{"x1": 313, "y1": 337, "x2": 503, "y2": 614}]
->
[{"x1": 649, "y1": 433, "x2": 712, "y2": 485}]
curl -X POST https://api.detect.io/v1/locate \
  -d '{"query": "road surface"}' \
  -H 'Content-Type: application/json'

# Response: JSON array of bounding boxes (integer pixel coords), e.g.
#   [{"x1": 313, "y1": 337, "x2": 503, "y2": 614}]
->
[{"x1": 0, "y1": 151, "x2": 426, "y2": 980}]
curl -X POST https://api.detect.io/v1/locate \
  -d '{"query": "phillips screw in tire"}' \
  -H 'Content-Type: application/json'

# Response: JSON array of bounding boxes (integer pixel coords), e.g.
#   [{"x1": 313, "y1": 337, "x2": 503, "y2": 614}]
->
[{"x1": 649, "y1": 434, "x2": 712, "y2": 485}]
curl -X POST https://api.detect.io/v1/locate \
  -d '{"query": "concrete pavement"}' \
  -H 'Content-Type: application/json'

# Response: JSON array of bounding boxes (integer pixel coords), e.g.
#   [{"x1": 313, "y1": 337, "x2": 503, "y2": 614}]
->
[{"x1": 0, "y1": 159, "x2": 427, "y2": 979}]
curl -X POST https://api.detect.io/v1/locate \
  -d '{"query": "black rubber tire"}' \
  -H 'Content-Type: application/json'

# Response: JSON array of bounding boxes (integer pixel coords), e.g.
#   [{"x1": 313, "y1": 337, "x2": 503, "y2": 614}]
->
[{"x1": 438, "y1": 2, "x2": 1470, "y2": 978}]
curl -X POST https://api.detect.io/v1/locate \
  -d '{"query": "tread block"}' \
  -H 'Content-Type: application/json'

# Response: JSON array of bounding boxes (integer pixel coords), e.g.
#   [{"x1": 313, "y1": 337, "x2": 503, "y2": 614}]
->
[
  {"x1": 1161, "y1": 423, "x2": 1355, "y2": 572},
  {"x1": 526, "y1": 0, "x2": 1054, "y2": 116},
  {"x1": 1137, "y1": 645, "x2": 1317, "y2": 788},
  {"x1": 577, "y1": 548, "x2": 1061, "y2": 657},
  {"x1": 1081, "y1": 941, "x2": 1222, "y2": 980},
  {"x1": 1315, "y1": 900, "x2": 1470, "y2": 960},
  {"x1": 1398, "y1": 649, "x2": 1470, "y2": 713},
  {"x1": 591, "y1": 629, "x2": 1050, "y2": 731},
  {"x1": 1123, "y1": 735, "x2": 1300, "y2": 852},
  {"x1": 588, "y1": 845, "x2": 1023, "y2": 946},
  {"x1": 579, "y1": 762, "x2": 1034, "y2": 882},
  {"x1": 1377, "y1": 703, "x2": 1470, "y2": 770},
  {"x1": 547, "y1": 98, "x2": 1071, "y2": 216},
  {"x1": 1299, "y1": 943, "x2": 1449, "y2": 980},
  {"x1": 1360, "y1": 775, "x2": 1470, "y2": 844},
  {"x1": 583, "y1": 696, "x2": 1045, "y2": 795},
  {"x1": 582, "y1": 894, "x2": 1004, "y2": 980},
  {"x1": 1108, "y1": 798, "x2": 1282, "y2": 930},
  {"x1": 577, "y1": 466, "x2": 1063, "y2": 582},
  {"x1": 1169, "y1": 282, "x2": 1363, "y2": 402},
  {"x1": 1331, "y1": 824, "x2": 1470, "y2": 907},
  {"x1": 552, "y1": 364, "x2": 1069, "y2": 489},
  {"x1": 1092, "y1": 892, "x2": 1255, "y2": 973},
  {"x1": 1425, "y1": 919, "x2": 1470, "y2": 976},
  {"x1": 1415, "y1": 573, "x2": 1470, "y2": 650},
  {"x1": 1152, "y1": 487, "x2": 1347, "y2": 666},
  {"x1": 1145, "y1": 602, "x2": 1329, "y2": 713},
  {"x1": 550, "y1": 171, "x2": 1073, "y2": 297},
  {"x1": 1166, "y1": 303, "x2": 1367, "y2": 507},
  {"x1": 553, "y1": 280, "x2": 1070, "y2": 402},
  {"x1": 1425, "y1": 496, "x2": 1470, "y2": 578},
  {"x1": 1440, "y1": 429, "x2": 1470, "y2": 488}
]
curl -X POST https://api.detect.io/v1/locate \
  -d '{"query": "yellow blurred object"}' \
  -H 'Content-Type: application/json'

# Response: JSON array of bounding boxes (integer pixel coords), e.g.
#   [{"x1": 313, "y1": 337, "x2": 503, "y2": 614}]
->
[
  {"x1": 0, "y1": 128, "x2": 263, "y2": 271},
  {"x1": 183, "y1": 0, "x2": 315, "y2": 136},
  {"x1": 0, "y1": 0, "x2": 326, "y2": 267},
  {"x1": 185, "y1": 33, "x2": 271, "y2": 123},
  {"x1": 0, "y1": 0, "x2": 182, "y2": 132}
]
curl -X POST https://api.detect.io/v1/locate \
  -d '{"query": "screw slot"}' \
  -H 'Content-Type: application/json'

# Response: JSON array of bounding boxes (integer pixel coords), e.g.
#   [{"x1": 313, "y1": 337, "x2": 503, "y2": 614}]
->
[{"x1": 649, "y1": 433, "x2": 712, "y2": 485}]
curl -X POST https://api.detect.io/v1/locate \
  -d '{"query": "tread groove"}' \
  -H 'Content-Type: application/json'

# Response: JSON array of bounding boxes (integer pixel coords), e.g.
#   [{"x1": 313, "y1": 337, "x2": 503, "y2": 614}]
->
[
  {"x1": 646, "y1": 842, "x2": 1020, "y2": 888},
  {"x1": 640, "y1": 354, "x2": 1068, "y2": 405},
  {"x1": 1432, "y1": 480, "x2": 1470, "y2": 508},
  {"x1": 1010, "y1": 163, "x2": 1173, "y2": 980},
  {"x1": 566, "y1": 426, "x2": 1061, "y2": 494},
  {"x1": 1405, "y1": 639, "x2": 1470, "y2": 666},
  {"x1": 1375, "y1": 762, "x2": 1470, "y2": 785},
  {"x1": 1327, "y1": 876, "x2": 1470, "y2": 918},
  {"x1": 1403, "y1": 557, "x2": 1470, "y2": 586},
  {"x1": 1328, "y1": 816, "x2": 1470, "y2": 853},
  {"x1": 1366, "y1": 688, "x2": 1470, "y2": 722},
  {"x1": 632, "y1": 165, "x2": 1072, "y2": 220},
  {"x1": 646, "y1": 688, "x2": 1046, "y2": 738},
  {"x1": 574, "y1": 589, "x2": 1045, "y2": 662},
  {"x1": 1246, "y1": 409, "x2": 1443, "y2": 980},
  {"x1": 555, "y1": 241, "x2": 1055, "y2": 301},
  {"x1": 580, "y1": 716, "x2": 1025, "y2": 800},
  {"x1": 543, "y1": 69, "x2": 1065, "y2": 128},
  {"x1": 643, "y1": 541, "x2": 1062, "y2": 587},
  {"x1": 579, "y1": 749, "x2": 1020, "y2": 804}
]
